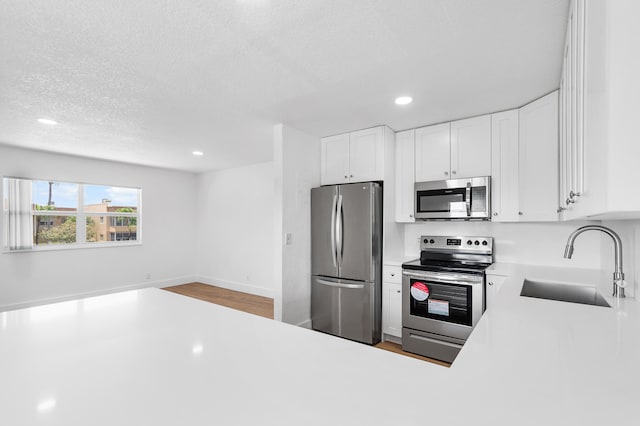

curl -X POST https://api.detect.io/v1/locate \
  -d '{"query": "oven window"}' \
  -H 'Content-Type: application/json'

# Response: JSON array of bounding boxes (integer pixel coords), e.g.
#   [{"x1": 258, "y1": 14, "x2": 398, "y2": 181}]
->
[
  {"x1": 417, "y1": 188, "x2": 465, "y2": 213},
  {"x1": 409, "y1": 279, "x2": 473, "y2": 326}
]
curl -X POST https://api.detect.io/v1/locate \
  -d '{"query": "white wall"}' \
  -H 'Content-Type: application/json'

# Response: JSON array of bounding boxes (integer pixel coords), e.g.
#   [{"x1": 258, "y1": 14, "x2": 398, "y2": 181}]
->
[
  {"x1": 194, "y1": 162, "x2": 275, "y2": 298},
  {"x1": 0, "y1": 145, "x2": 197, "y2": 310},
  {"x1": 273, "y1": 124, "x2": 320, "y2": 326},
  {"x1": 403, "y1": 220, "x2": 603, "y2": 268},
  {"x1": 600, "y1": 220, "x2": 639, "y2": 299}
]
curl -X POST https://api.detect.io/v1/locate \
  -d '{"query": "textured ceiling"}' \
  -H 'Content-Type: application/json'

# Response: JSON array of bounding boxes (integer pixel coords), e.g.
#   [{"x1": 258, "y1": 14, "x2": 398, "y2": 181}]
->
[{"x1": 0, "y1": 0, "x2": 569, "y2": 172}]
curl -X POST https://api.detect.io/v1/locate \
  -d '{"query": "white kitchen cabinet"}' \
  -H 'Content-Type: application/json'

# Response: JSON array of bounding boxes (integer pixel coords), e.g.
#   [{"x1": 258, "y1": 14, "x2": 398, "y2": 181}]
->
[
  {"x1": 382, "y1": 265, "x2": 402, "y2": 338},
  {"x1": 450, "y1": 115, "x2": 492, "y2": 179},
  {"x1": 414, "y1": 122, "x2": 450, "y2": 182},
  {"x1": 415, "y1": 115, "x2": 491, "y2": 183},
  {"x1": 394, "y1": 129, "x2": 415, "y2": 222},
  {"x1": 518, "y1": 91, "x2": 559, "y2": 222},
  {"x1": 561, "y1": 1, "x2": 640, "y2": 220},
  {"x1": 485, "y1": 274, "x2": 507, "y2": 310},
  {"x1": 320, "y1": 133, "x2": 350, "y2": 185},
  {"x1": 490, "y1": 110, "x2": 520, "y2": 222},
  {"x1": 320, "y1": 127, "x2": 386, "y2": 185},
  {"x1": 559, "y1": 0, "x2": 586, "y2": 216}
]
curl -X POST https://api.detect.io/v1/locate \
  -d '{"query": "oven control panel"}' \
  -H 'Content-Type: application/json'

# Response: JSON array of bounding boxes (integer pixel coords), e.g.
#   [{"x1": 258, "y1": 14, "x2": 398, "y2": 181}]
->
[{"x1": 420, "y1": 235, "x2": 493, "y2": 253}]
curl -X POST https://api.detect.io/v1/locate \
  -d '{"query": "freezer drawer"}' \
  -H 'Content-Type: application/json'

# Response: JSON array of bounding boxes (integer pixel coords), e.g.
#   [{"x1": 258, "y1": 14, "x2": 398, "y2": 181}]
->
[{"x1": 311, "y1": 276, "x2": 380, "y2": 345}]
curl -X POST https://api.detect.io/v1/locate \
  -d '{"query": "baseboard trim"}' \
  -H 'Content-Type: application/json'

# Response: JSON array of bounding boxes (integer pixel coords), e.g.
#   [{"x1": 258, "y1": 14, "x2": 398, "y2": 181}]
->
[
  {"x1": 193, "y1": 275, "x2": 276, "y2": 299},
  {"x1": 0, "y1": 275, "x2": 197, "y2": 313}
]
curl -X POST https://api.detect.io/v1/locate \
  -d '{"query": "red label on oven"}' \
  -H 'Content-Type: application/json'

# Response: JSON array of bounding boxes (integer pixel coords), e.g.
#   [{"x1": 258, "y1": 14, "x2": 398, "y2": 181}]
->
[{"x1": 411, "y1": 282, "x2": 430, "y2": 301}]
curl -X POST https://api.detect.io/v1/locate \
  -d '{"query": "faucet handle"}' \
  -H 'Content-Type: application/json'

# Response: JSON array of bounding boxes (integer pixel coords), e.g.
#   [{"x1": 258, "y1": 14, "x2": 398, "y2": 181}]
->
[{"x1": 615, "y1": 279, "x2": 628, "y2": 289}]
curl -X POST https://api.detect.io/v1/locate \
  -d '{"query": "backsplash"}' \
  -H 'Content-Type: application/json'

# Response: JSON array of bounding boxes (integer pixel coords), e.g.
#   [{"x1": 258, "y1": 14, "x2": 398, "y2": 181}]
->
[
  {"x1": 403, "y1": 219, "x2": 639, "y2": 299},
  {"x1": 403, "y1": 221, "x2": 603, "y2": 268}
]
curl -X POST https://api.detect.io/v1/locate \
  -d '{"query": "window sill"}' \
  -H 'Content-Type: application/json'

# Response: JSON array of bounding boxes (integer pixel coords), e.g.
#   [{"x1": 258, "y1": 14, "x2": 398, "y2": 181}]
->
[{"x1": 3, "y1": 241, "x2": 142, "y2": 253}]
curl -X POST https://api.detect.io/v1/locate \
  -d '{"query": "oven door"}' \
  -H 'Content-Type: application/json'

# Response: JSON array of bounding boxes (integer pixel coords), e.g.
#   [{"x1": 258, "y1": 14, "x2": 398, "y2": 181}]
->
[
  {"x1": 402, "y1": 269, "x2": 485, "y2": 341},
  {"x1": 414, "y1": 177, "x2": 490, "y2": 220}
]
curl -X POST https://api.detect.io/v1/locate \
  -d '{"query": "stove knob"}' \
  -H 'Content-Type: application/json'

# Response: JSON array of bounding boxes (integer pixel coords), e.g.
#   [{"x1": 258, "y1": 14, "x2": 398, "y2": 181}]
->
[
  {"x1": 474, "y1": 240, "x2": 480, "y2": 246},
  {"x1": 482, "y1": 241, "x2": 488, "y2": 246},
  {"x1": 467, "y1": 240, "x2": 472, "y2": 245},
  {"x1": 423, "y1": 238, "x2": 429, "y2": 244},
  {"x1": 430, "y1": 239, "x2": 435, "y2": 244}
]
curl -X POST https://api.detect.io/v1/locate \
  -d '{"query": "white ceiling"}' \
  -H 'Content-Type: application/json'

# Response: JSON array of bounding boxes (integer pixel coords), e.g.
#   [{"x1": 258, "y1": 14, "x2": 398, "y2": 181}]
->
[{"x1": 0, "y1": 0, "x2": 569, "y2": 173}]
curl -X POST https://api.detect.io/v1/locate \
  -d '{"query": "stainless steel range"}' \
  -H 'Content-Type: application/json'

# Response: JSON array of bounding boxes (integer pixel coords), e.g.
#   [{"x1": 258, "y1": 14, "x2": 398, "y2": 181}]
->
[{"x1": 402, "y1": 235, "x2": 493, "y2": 363}]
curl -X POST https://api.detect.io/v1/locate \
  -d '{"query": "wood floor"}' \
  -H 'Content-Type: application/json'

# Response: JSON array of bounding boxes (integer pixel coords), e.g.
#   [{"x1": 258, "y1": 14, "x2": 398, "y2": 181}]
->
[
  {"x1": 162, "y1": 282, "x2": 449, "y2": 367},
  {"x1": 163, "y1": 282, "x2": 274, "y2": 319}
]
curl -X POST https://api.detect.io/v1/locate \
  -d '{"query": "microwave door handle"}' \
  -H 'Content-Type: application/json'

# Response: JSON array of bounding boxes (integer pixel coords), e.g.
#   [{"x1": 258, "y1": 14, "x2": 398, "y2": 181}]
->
[
  {"x1": 331, "y1": 193, "x2": 338, "y2": 268},
  {"x1": 465, "y1": 182, "x2": 471, "y2": 217}
]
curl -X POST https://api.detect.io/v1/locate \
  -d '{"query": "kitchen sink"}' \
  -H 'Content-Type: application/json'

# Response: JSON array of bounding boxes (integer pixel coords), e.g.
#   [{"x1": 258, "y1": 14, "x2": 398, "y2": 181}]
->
[{"x1": 520, "y1": 279, "x2": 611, "y2": 308}]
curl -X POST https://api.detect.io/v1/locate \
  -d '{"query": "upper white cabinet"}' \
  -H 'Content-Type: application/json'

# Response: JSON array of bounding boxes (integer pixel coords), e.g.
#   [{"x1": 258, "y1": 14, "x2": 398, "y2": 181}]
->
[
  {"x1": 518, "y1": 91, "x2": 559, "y2": 222},
  {"x1": 561, "y1": 0, "x2": 640, "y2": 219},
  {"x1": 395, "y1": 130, "x2": 415, "y2": 222},
  {"x1": 415, "y1": 123, "x2": 450, "y2": 182},
  {"x1": 321, "y1": 127, "x2": 386, "y2": 185},
  {"x1": 320, "y1": 133, "x2": 350, "y2": 185},
  {"x1": 415, "y1": 115, "x2": 491, "y2": 183},
  {"x1": 450, "y1": 115, "x2": 492, "y2": 179},
  {"x1": 491, "y1": 92, "x2": 559, "y2": 223},
  {"x1": 490, "y1": 110, "x2": 520, "y2": 222},
  {"x1": 559, "y1": 0, "x2": 585, "y2": 216}
]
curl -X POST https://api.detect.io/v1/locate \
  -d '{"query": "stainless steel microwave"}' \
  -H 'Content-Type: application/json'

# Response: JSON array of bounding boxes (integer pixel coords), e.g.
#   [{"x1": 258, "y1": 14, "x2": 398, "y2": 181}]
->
[{"x1": 414, "y1": 176, "x2": 491, "y2": 220}]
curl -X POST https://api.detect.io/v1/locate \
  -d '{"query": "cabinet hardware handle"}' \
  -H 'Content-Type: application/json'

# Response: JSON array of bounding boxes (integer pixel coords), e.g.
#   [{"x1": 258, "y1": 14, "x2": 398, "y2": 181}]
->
[
  {"x1": 493, "y1": 212, "x2": 498, "y2": 216},
  {"x1": 390, "y1": 273, "x2": 395, "y2": 277},
  {"x1": 452, "y1": 170, "x2": 456, "y2": 175},
  {"x1": 557, "y1": 206, "x2": 567, "y2": 213},
  {"x1": 566, "y1": 198, "x2": 576, "y2": 205},
  {"x1": 396, "y1": 290, "x2": 401, "y2": 294},
  {"x1": 344, "y1": 175, "x2": 348, "y2": 179},
  {"x1": 518, "y1": 211, "x2": 523, "y2": 216},
  {"x1": 488, "y1": 282, "x2": 494, "y2": 286},
  {"x1": 350, "y1": 174, "x2": 353, "y2": 178},
  {"x1": 409, "y1": 214, "x2": 413, "y2": 218},
  {"x1": 570, "y1": 190, "x2": 581, "y2": 198},
  {"x1": 444, "y1": 171, "x2": 449, "y2": 176}
]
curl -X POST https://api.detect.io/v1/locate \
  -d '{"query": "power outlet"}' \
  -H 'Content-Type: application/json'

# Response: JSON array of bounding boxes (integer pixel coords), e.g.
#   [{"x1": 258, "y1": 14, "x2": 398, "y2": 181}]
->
[{"x1": 285, "y1": 232, "x2": 293, "y2": 245}]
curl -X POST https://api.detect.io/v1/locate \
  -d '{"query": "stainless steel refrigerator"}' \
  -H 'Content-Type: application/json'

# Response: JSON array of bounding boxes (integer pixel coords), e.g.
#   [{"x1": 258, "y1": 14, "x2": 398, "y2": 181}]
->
[{"x1": 311, "y1": 182, "x2": 382, "y2": 345}]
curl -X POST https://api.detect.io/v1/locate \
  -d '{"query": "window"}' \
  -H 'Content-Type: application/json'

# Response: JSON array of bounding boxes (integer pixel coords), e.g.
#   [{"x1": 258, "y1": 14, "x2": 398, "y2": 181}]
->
[{"x1": 2, "y1": 178, "x2": 141, "y2": 251}]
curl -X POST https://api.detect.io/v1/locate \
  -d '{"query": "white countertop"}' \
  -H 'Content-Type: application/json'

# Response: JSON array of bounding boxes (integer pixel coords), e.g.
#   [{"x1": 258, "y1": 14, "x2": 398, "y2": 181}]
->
[{"x1": 2, "y1": 268, "x2": 640, "y2": 425}]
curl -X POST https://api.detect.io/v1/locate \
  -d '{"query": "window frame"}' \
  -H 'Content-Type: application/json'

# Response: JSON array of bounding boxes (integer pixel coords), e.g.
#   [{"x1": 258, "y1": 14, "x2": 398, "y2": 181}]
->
[{"x1": 3, "y1": 177, "x2": 142, "y2": 252}]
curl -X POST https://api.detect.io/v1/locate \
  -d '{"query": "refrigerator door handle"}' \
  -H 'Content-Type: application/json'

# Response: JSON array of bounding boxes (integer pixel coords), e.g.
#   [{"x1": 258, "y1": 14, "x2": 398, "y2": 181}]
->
[
  {"x1": 316, "y1": 279, "x2": 365, "y2": 290},
  {"x1": 330, "y1": 193, "x2": 338, "y2": 268},
  {"x1": 336, "y1": 193, "x2": 344, "y2": 267}
]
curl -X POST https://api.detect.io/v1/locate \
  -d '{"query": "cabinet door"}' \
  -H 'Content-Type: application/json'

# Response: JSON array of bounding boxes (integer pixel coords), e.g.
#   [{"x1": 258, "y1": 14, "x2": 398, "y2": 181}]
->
[
  {"x1": 321, "y1": 133, "x2": 350, "y2": 185},
  {"x1": 450, "y1": 115, "x2": 492, "y2": 179},
  {"x1": 518, "y1": 91, "x2": 559, "y2": 222},
  {"x1": 383, "y1": 281, "x2": 402, "y2": 338},
  {"x1": 486, "y1": 275, "x2": 507, "y2": 310},
  {"x1": 349, "y1": 127, "x2": 384, "y2": 183},
  {"x1": 415, "y1": 123, "x2": 451, "y2": 182},
  {"x1": 491, "y1": 110, "x2": 519, "y2": 222},
  {"x1": 395, "y1": 130, "x2": 415, "y2": 222}
]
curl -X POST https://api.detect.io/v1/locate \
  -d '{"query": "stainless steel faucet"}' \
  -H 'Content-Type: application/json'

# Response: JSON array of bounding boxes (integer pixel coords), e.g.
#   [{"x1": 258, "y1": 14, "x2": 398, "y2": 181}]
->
[{"x1": 564, "y1": 225, "x2": 626, "y2": 298}]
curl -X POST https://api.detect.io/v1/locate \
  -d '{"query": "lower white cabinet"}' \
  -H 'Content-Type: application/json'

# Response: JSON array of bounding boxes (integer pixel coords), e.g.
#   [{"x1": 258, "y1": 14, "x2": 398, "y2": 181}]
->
[
  {"x1": 485, "y1": 274, "x2": 507, "y2": 310},
  {"x1": 382, "y1": 265, "x2": 402, "y2": 338}
]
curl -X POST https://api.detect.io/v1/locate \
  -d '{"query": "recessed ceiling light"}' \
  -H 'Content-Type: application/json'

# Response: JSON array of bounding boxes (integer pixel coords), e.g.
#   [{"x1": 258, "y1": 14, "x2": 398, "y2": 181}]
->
[
  {"x1": 394, "y1": 96, "x2": 413, "y2": 106},
  {"x1": 192, "y1": 151, "x2": 204, "y2": 156},
  {"x1": 37, "y1": 118, "x2": 58, "y2": 125}
]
